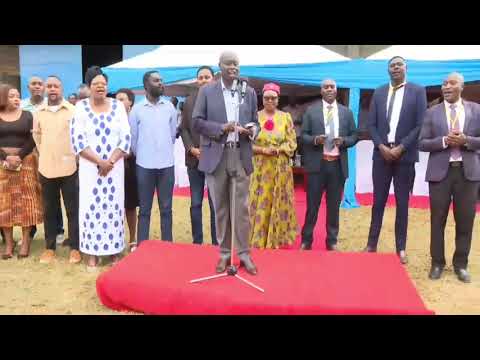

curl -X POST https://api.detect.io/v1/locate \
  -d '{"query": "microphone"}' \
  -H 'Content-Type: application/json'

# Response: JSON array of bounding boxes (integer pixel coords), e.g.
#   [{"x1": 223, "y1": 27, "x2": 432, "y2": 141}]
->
[
  {"x1": 240, "y1": 79, "x2": 247, "y2": 99},
  {"x1": 231, "y1": 78, "x2": 238, "y2": 98}
]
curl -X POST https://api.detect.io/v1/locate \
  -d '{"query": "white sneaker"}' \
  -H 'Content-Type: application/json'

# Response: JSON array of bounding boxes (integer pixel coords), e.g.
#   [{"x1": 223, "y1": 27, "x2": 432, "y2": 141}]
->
[{"x1": 56, "y1": 233, "x2": 65, "y2": 244}]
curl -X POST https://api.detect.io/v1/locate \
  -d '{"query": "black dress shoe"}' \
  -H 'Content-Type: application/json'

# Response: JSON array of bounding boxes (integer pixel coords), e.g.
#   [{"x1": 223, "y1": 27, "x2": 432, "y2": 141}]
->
[
  {"x1": 428, "y1": 266, "x2": 444, "y2": 280},
  {"x1": 300, "y1": 243, "x2": 312, "y2": 250},
  {"x1": 326, "y1": 244, "x2": 338, "y2": 251},
  {"x1": 454, "y1": 268, "x2": 471, "y2": 283},
  {"x1": 363, "y1": 246, "x2": 376, "y2": 253},
  {"x1": 239, "y1": 257, "x2": 258, "y2": 275},
  {"x1": 398, "y1": 251, "x2": 408, "y2": 265},
  {"x1": 215, "y1": 258, "x2": 230, "y2": 273}
]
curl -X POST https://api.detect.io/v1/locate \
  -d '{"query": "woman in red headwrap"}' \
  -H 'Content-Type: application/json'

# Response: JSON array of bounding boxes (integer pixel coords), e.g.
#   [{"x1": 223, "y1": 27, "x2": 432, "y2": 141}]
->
[{"x1": 249, "y1": 83, "x2": 298, "y2": 249}]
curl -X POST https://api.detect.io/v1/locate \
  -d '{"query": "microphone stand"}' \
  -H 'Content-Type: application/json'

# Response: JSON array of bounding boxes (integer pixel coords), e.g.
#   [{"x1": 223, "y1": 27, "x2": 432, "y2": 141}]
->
[{"x1": 190, "y1": 81, "x2": 265, "y2": 293}]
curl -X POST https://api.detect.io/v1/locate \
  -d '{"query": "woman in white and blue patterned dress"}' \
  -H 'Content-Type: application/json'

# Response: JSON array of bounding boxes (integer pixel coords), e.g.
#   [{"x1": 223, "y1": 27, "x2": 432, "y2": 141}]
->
[{"x1": 70, "y1": 66, "x2": 131, "y2": 270}]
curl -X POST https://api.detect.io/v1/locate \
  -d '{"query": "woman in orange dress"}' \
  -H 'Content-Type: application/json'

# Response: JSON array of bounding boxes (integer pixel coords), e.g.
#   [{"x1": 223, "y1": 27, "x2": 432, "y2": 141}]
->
[
  {"x1": 0, "y1": 84, "x2": 43, "y2": 259},
  {"x1": 249, "y1": 83, "x2": 298, "y2": 249}
]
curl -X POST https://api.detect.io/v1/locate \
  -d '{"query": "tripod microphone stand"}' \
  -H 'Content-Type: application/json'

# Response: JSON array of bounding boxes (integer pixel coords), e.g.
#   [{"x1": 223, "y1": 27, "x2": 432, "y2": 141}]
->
[{"x1": 190, "y1": 80, "x2": 264, "y2": 293}]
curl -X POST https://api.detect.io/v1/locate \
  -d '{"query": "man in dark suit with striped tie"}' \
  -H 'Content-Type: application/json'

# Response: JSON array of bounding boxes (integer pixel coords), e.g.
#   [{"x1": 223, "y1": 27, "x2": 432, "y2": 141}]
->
[
  {"x1": 300, "y1": 79, "x2": 358, "y2": 251},
  {"x1": 365, "y1": 56, "x2": 427, "y2": 264},
  {"x1": 419, "y1": 72, "x2": 480, "y2": 283}
]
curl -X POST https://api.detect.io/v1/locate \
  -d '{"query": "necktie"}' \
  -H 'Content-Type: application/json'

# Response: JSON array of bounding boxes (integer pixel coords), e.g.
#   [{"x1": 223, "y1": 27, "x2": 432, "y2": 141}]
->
[
  {"x1": 386, "y1": 84, "x2": 404, "y2": 133},
  {"x1": 325, "y1": 105, "x2": 334, "y2": 152},
  {"x1": 450, "y1": 104, "x2": 461, "y2": 160}
]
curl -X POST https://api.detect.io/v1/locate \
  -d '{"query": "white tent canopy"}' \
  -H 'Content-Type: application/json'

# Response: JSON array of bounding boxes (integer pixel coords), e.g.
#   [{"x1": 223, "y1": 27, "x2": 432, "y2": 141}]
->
[
  {"x1": 109, "y1": 45, "x2": 349, "y2": 69},
  {"x1": 367, "y1": 45, "x2": 480, "y2": 60}
]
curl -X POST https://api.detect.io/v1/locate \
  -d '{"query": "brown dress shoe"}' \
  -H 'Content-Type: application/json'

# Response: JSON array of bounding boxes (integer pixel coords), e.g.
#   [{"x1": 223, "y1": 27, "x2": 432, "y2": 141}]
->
[
  {"x1": 239, "y1": 257, "x2": 258, "y2": 275},
  {"x1": 216, "y1": 258, "x2": 230, "y2": 273}
]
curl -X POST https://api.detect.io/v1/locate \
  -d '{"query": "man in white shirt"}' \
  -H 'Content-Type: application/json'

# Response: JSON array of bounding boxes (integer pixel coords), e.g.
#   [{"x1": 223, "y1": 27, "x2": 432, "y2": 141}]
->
[
  {"x1": 419, "y1": 72, "x2": 480, "y2": 283},
  {"x1": 365, "y1": 57, "x2": 427, "y2": 264},
  {"x1": 300, "y1": 79, "x2": 358, "y2": 251}
]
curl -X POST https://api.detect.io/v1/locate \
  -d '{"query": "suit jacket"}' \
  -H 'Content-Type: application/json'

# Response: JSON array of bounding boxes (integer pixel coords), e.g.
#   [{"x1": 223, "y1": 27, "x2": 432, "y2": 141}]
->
[
  {"x1": 368, "y1": 82, "x2": 427, "y2": 163},
  {"x1": 301, "y1": 101, "x2": 358, "y2": 179},
  {"x1": 180, "y1": 89, "x2": 200, "y2": 168},
  {"x1": 192, "y1": 80, "x2": 259, "y2": 175},
  {"x1": 418, "y1": 100, "x2": 480, "y2": 182}
]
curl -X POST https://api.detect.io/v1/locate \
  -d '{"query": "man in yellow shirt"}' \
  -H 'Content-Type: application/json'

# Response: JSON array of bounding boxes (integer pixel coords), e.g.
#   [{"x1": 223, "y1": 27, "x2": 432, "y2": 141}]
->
[{"x1": 33, "y1": 75, "x2": 80, "y2": 264}]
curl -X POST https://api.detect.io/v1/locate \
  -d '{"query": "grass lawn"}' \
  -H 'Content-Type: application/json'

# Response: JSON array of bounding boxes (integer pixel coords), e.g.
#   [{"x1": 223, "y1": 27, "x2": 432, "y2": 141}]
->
[{"x1": 0, "y1": 196, "x2": 478, "y2": 315}]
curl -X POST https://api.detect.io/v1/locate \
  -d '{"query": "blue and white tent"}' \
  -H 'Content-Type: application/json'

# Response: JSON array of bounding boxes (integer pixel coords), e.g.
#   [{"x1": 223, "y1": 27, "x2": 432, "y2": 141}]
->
[
  {"x1": 103, "y1": 45, "x2": 480, "y2": 205},
  {"x1": 103, "y1": 45, "x2": 350, "y2": 95}
]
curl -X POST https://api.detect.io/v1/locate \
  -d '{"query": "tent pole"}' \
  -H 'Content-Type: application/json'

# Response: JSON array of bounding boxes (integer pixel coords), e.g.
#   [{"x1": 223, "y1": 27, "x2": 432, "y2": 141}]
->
[{"x1": 341, "y1": 87, "x2": 360, "y2": 209}]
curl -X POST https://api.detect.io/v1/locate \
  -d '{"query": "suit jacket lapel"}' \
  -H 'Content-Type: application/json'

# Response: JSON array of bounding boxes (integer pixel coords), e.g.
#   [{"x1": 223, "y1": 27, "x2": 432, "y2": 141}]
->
[
  {"x1": 463, "y1": 101, "x2": 472, "y2": 132},
  {"x1": 380, "y1": 86, "x2": 389, "y2": 124},
  {"x1": 214, "y1": 81, "x2": 228, "y2": 123},
  {"x1": 337, "y1": 105, "x2": 345, "y2": 135},
  {"x1": 397, "y1": 83, "x2": 410, "y2": 126},
  {"x1": 318, "y1": 103, "x2": 326, "y2": 131},
  {"x1": 437, "y1": 103, "x2": 449, "y2": 135}
]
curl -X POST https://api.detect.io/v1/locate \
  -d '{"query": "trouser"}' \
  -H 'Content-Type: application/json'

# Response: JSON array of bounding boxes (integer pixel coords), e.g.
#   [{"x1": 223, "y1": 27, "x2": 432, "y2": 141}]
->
[
  {"x1": 367, "y1": 159, "x2": 414, "y2": 253},
  {"x1": 301, "y1": 160, "x2": 345, "y2": 247},
  {"x1": 187, "y1": 167, "x2": 217, "y2": 245},
  {"x1": 39, "y1": 172, "x2": 79, "y2": 251},
  {"x1": 136, "y1": 165, "x2": 174, "y2": 243},
  {"x1": 429, "y1": 164, "x2": 479, "y2": 269},
  {"x1": 206, "y1": 148, "x2": 251, "y2": 261}
]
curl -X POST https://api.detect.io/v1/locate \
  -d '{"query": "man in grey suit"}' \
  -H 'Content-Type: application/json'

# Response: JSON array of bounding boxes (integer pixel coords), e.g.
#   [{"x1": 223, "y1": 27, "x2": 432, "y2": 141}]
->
[
  {"x1": 192, "y1": 51, "x2": 259, "y2": 275},
  {"x1": 419, "y1": 72, "x2": 480, "y2": 283},
  {"x1": 301, "y1": 79, "x2": 358, "y2": 250}
]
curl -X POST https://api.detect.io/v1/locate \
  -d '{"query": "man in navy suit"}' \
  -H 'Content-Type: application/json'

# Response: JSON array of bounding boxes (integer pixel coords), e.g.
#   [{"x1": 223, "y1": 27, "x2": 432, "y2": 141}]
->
[{"x1": 365, "y1": 56, "x2": 427, "y2": 264}]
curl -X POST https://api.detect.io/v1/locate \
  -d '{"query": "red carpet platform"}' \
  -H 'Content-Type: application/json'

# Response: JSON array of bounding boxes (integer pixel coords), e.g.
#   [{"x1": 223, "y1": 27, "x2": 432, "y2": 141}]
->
[{"x1": 97, "y1": 241, "x2": 434, "y2": 315}]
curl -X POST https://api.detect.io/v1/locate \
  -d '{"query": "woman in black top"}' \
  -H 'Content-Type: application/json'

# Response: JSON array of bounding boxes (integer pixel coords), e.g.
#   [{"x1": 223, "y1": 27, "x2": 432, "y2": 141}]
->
[{"x1": 0, "y1": 84, "x2": 43, "y2": 259}]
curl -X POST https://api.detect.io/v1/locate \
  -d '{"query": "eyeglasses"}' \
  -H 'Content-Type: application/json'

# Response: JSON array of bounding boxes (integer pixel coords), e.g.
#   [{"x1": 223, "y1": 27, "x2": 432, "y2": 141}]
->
[{"x1": 263, "y1": 96, "x2": 278, "y2": 102}]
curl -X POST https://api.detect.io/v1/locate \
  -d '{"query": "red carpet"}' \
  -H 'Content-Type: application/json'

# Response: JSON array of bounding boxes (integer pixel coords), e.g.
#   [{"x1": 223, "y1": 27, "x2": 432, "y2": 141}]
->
[{"x1": 96, "y1": 241, "x2": 434, "y2": 315}]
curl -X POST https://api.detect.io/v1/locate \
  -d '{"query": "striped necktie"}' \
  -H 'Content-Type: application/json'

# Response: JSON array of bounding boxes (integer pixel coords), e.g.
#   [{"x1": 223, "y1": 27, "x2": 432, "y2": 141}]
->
[{"x1": 325, "y1": 105, "x2": 334, "y2": 152}]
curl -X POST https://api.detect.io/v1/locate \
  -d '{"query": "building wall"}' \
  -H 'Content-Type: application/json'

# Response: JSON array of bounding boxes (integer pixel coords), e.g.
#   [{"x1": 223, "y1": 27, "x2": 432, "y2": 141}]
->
[
  {"x1": 19, "y1": 45, "x2": 82, "y2": 99},
  {"x1": 0, "y1": 45, "x2": 20, "y2": 89}
]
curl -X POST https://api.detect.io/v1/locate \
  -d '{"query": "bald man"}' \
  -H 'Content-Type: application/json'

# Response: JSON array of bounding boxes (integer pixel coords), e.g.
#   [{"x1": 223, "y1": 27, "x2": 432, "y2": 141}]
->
[
  {"x1": 300, "y1": 79, "x2": 358, "y2": 251},
  {"x1": 193, "y1": 51, "x2": 259, "y2": 275},
  {"x1": 419, "y1": 72, "x2": 480, "y2": 283}
]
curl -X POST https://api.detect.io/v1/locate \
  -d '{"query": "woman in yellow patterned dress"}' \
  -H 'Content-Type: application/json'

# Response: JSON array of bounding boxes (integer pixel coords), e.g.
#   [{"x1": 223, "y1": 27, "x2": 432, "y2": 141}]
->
[{"x1": 249, "y1": 83, "x2": 298, "y2": 249}]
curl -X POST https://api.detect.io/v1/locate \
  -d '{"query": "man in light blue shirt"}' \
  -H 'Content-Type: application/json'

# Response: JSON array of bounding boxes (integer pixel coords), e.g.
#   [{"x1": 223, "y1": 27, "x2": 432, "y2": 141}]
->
[{"x1": 129, "y1": 71, "x2": 177, "y2": 243}]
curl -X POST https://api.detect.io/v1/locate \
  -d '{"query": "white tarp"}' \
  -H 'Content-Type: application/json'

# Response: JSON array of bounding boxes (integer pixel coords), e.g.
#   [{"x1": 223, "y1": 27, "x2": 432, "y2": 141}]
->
[
  {"x1": 367, "y1": 45, "x2": 480, "y2": 61},
  {"x1": 109, "y1": 45, "x2": 349, "y2": 69}
]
